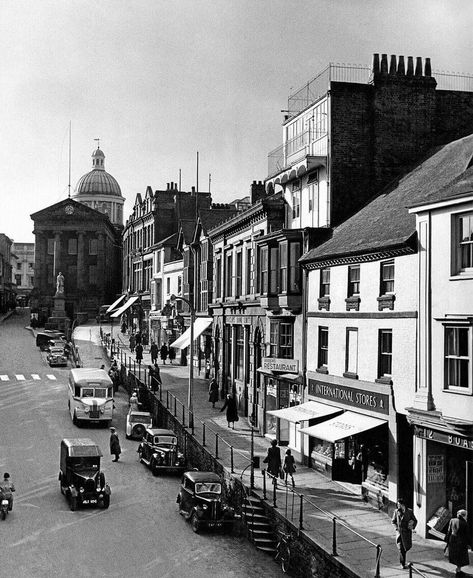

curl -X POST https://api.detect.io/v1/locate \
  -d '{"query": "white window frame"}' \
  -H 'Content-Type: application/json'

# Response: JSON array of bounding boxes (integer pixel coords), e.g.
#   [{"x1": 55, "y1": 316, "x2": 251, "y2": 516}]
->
[
  {"x1": 453, "y1": 212, "x2": 473, "y2": 275},
  {"x1": 444, "y1": 324, "x2": 472, "y2": 394}
]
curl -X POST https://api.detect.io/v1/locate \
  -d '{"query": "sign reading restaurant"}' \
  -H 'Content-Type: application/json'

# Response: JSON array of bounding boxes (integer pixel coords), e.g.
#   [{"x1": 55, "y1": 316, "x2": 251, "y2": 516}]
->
[
  {"x1": 262, "y1": 358, "x2": 299, "y2": 373},
  {"x1": 308, "y1": 379, "x2": 389, "y2": 415}
]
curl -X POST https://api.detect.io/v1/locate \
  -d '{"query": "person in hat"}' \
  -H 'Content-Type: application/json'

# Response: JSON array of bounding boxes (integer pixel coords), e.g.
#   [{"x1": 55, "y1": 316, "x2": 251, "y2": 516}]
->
[
  {"x1": 0, "y1": 472, "x2": 15, "y2": 510},
  {"x1": 109, "y1": 427, "x2": 121, "y2": 462},
  {"x1": 445, "y1": 509, "x2": 471, "y2": 576}
]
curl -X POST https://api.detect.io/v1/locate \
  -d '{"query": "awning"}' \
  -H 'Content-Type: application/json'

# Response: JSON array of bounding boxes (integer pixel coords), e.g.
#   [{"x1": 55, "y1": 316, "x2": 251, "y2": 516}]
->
[
  {"x1": 299, "y1": 411, "x2": 386, "y2": 443},
  {"x1": 170, "y1": 317, "x2": 213, "y2": 350},
  {"x1": 110, "y1": 296, "x2": 139, "y2": 318},
  {"x1": 106, "y1": 295, "x2": 126, "y2": 314},
  {"x1": 267, "y1": 401, "x2": 342, "y2": 423}
]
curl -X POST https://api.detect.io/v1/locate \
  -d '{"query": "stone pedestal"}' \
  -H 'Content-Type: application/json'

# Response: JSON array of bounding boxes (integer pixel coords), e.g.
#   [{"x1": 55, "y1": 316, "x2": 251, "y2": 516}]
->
[{"x1": 46, "y1": 292, "x2": 70, "y2": 333}]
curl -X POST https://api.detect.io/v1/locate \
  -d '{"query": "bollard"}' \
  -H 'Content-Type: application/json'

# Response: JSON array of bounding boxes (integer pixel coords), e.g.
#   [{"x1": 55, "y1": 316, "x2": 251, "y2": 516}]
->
[
  {"x1": 230, "y1": 446, "x2": 234, "y2": 473},
  {"x1": 299, "y1": 494, "x2": 304, "y2": 530},
  {"x1": 332, "y1": 517, "x2": 338, "y2": 556},
  {"x1": 262, "y1": 469, "x2": 267, "y2": 500},
  {"x1": 375, "y1": 544, "x2": 381, "y2": 578},
  {"x1": 215, "y1": 433, "x2": 219, "y2": 459},
  {"x1": 202, "y1": 423, "x2": 206, "y2": 446}
]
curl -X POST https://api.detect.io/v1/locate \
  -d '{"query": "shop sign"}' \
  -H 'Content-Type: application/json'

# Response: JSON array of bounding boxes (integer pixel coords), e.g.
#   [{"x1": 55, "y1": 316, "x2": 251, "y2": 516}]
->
[
  {"x1": 427, "y1": 455, "x2": 445, "y2": 483},
  {"x1": 414, "y1": 426, "x2": 473, "y2": 451},
  {"x1": 308, "y1": 379, "x2": 389, "y2": 415},
  {"x1": 262, "y1": 358, "x2": 299, "y2": 373},
  {"x1": 227, "y1": 315, "x2": 253, "y2": 325}
]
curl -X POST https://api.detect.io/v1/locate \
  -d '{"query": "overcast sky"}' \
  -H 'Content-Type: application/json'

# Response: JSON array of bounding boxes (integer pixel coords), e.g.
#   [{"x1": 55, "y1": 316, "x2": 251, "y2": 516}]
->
[{"x1": 1, "y1": 0, "x2": 473, "y2": 242}]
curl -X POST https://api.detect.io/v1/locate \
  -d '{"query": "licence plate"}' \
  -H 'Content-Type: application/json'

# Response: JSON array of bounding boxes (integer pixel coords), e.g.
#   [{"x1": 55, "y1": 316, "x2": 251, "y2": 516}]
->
[
  {"x1": 82, "y1": 499, "x2": 97, "y2": 505},
  {"x1": 207, "y1": 522, "x2": 222, "y2": 528}
]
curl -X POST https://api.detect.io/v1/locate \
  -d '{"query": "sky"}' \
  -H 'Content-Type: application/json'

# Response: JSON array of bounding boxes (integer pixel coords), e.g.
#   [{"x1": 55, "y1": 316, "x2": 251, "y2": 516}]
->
[{"x1": 1, "y1": 0, "x2": 473, "y2": 243}]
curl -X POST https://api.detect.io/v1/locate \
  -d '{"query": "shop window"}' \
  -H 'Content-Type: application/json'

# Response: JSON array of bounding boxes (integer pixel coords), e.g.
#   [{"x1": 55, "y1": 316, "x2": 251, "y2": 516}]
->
[
  {"x1": 269, "y1": 320, "x2": 293, "y2": 359},
  {"x1": 318, "y1": 326, "x2": 328, "y2": 371},
  {"x1": 344, "y1": 328, "x2": 358, "y2": 378},
  {"x1": 444, "y1": 326, "x2": 471, "y2": 392},
  {"x1": 377, "y1": 329, "x2": 392, "y2": 381},
  {"x1": 454, "y1": 212, "x2": 473, "y2": 274}
]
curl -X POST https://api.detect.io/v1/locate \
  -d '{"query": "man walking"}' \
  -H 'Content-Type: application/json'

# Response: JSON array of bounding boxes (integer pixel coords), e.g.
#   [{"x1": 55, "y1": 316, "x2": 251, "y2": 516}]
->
[
  {"x1": 150, "y1": 341, "x2": 158, "y2": 365},
  {"x1": 110, "y1": 427, "x2": 121, "y2": 462},
  {"x1": 392, "y1": 498, "x2": 417, "y2": 569}
]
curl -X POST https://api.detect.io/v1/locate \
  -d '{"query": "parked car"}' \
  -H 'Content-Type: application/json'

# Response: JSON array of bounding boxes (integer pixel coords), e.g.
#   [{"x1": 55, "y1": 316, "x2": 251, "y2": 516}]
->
[
  {"x1": 47, "y1": 345, "x2": 68, "y2": 367},
  {"x1": 58, "y1": 438, "x2": 111, "y2": 511},
  {"x1": 126, "y1": 411, "x2": 152, "y2": 440},
  {"x1": 177, "y1": 471, "x2": 235, "y2": 533},
  {"x1": 138, "y1": 428, "x2": 185, "y2": 475},
  {"x1": 36, "y1": 331, "x2": 66, "y2": 351}
]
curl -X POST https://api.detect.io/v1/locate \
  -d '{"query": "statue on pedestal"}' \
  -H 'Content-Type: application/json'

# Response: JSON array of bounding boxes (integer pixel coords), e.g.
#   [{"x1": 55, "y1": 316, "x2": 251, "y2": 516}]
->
[{"x1": 56, "y1": 272, "x2": 65, "y2": 294}]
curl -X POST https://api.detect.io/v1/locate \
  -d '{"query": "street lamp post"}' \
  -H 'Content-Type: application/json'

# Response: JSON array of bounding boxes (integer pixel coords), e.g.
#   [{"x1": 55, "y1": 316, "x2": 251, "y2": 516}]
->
[{"x1": 170, "y1": 294, "x2": 194, "y2": 430}]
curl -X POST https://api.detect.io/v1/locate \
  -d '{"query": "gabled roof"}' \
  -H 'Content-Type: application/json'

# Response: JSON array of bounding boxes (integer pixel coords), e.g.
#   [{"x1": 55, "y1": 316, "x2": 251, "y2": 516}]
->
[
  {"x1": 30, "y1": 198, "x2": 110, "y2": 223},
  {"x1": 300, "y1": 134, "x2": 473, "y2": 265}
]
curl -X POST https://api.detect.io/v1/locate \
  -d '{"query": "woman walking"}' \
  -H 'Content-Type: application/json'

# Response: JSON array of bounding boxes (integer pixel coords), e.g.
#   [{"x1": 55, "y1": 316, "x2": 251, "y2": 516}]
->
[
  {"x1": 220, "y1": 393, "x2": 238, "y2": 428},
  {"x1": 208, "y1": 378, "x2": 219, "y2": 408},
  {"x1": 283, "y1": 448, "x2": 296, "y2": 487},
  {"x1": 263, "y1": 439, "x2": 281, "y2": 486},
  {"x1": 445, "y1": 509, "x2": 471, "y2": 576},
  {"x1": 391, "y1": 498, "x2": 417, "y2": 569},
  {"x1": 160, "y1": 343, "x2": 169, "y2": 364}
]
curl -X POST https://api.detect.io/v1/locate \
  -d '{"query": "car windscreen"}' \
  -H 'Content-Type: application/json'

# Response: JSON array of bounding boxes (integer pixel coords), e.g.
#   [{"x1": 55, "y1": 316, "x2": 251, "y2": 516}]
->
[
  {"x1": 71, "y1": 457, "x2": 100, "y2": 471},
  {"x1": 154, "y1": 436, "x2": 176, "y2": 445},
  {"x1": 130, "y1": 413, "x2": 152, "y2": 423},
  {"x1": 195, "y1": 482, "x2": 222, "y2": 495},
  {"x1": 81, "y1": 387, "x2": 109, "y2": 398}
]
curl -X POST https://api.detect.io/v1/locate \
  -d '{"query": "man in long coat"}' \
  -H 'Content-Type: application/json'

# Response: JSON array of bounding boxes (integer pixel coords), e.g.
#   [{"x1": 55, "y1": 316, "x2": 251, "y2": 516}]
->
[
  {"x1": 391, "y1": 498, "x2": 417, "y2": 569},
  {"x1": 110, "y1": 427, "x2": 121, "y2": 462},
  {"x1": 445, "y1": 509, "x2": 471, "y2": 575}
]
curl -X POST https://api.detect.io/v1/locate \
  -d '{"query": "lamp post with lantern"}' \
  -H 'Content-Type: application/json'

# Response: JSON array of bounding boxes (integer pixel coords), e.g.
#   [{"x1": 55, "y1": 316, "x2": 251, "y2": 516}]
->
[{"x1": 170, "y1": 293, "x2": 195, "y2": 430}]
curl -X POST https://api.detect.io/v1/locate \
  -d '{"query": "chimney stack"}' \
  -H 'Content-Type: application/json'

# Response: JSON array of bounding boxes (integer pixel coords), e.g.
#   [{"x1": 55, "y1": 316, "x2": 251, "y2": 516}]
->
[
  {"x1": 380, "y1": 54, "x2": 388, "y2": 74},
  {"x1": 397, "y1": 55, "x2": 405, "y2": 75},
  {"x1": 372, "y1": 53, "x2": 380, "y2": 74},
  {"x1": 424, "y1": 57, "x2": 432, "y2": 76},
  {"x1": 250, "y1": 180, "x2": 266, "y2": 204},
  {"x1": 407, "y1": 56, "x2": 414, "y2": 76}
]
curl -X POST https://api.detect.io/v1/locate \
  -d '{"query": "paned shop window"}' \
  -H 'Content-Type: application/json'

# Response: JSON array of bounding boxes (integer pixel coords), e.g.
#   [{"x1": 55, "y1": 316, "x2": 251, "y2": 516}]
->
[
  {"x1": 378, "y1": 330, "x2": 392, "y2": 378},
  {"x1": 445, "y1": 326, "x2": 471, "y2": 392},
  {"x1": 318, "y1": 327, "x2": 328, "y2": 369}
]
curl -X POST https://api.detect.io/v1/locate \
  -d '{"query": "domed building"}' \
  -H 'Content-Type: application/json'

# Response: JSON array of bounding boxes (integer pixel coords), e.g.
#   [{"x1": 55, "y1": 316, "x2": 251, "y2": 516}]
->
[{"x1": 73, "y1": 146, "x2": 124, "y2": 229}]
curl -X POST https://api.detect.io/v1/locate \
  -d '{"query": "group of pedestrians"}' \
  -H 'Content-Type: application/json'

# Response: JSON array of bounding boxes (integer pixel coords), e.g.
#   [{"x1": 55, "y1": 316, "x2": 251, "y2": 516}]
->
[{"x1": 262, "y1": 439, "x2": 296, "y2": 488}]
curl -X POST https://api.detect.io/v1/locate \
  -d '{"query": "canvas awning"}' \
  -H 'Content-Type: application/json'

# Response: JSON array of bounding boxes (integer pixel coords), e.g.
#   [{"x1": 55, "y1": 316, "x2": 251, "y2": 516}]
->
[
  {"x1": 110, "y1": 296, "x2": 139, "y2": 318},
  {"x1": 266, "y1": 401, "x2": 342, "y2": 423},
  {"x1": 170, "y1": 317, "x2": 213, "y2": 350},
  {"x1": 106, "y1": 295, "x2": 126, "y2": 314},
  {"x1": 299, "y1": 411, "x2": 386, "y2": 443}
]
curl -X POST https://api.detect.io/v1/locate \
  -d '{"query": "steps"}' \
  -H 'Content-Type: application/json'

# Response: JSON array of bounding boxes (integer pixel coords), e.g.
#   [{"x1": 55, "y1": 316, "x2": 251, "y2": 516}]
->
[{"x1": 241, "y1": 496, "x2": 277, "y2": 554}]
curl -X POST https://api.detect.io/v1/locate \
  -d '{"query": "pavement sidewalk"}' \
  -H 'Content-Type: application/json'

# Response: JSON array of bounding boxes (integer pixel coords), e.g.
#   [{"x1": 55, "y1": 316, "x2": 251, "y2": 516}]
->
[{"x1": 74, "y1": 322, "x2": 466, "y2": 578}]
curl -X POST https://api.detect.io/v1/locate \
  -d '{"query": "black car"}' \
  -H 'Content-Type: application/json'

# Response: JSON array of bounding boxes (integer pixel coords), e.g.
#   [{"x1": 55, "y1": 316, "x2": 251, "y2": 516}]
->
[
  {"x1": 138, "y1": 428, "x2": 185, "y2": 475},
  {"x1": 176, "y1": 471, "x2": 235, "y2": 533},
  {"x1": 36, "y1": 331, "x2": 66, "y2": 351},
  {"x1": 58, "y1": 438, "x2": 111, "y2": 511}
]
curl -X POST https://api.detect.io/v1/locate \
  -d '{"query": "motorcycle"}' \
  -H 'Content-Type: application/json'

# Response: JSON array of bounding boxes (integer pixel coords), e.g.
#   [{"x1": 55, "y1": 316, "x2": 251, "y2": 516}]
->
[{"x1": 0, "y1": 489, "x2": 13, "y2": 520}]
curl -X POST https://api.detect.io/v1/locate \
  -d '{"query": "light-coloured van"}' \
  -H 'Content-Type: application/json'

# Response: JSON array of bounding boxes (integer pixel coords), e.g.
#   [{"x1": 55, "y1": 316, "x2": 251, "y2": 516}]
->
[{"x1": 68, "y1": 368, "x2": 114, "y2": 426}]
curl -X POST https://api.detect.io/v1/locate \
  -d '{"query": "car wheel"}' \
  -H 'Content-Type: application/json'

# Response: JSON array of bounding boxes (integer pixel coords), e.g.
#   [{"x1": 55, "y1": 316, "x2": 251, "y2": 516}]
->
[
  {"x1": 191, "y1": 513, "x2": 200, "y2": 533},
  {"x1": 70, "y1": 496, "x2": 78, "y2": 512},
  {"x1": 102, "y1": 494, "x2": 110, "y2": 509},
  {"x1": 133, "y1": 424, "x2": 145, "y2": 439},
  {"x1": 151, "y1": 459, "x2": 159, "y2": 476}
]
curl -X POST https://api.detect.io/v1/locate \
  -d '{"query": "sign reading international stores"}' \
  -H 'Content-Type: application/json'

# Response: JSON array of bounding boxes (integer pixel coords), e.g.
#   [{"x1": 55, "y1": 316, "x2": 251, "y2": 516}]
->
[
  {"x1": 262, "y1": 358, "x2": 299, "y2": 373},
  {"x1": 308, "y1": 379, "x2": 389, "y2": 415}
]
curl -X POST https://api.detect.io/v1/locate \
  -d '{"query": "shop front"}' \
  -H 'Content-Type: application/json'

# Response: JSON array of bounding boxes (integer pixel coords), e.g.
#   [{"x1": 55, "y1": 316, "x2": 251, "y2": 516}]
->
[
  {"x1": 410, "y1": 421, "x2": 473, "y2": 539},
  {"x1": 303, "y1": 376, "x2": 392, "y2": 501}
]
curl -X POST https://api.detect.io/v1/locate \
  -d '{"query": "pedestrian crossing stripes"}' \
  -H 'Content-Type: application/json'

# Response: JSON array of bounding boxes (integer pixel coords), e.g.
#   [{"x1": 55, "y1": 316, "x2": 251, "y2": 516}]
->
[{"x1": 0, "y1": 374, "x2": 59, "y2": 382}]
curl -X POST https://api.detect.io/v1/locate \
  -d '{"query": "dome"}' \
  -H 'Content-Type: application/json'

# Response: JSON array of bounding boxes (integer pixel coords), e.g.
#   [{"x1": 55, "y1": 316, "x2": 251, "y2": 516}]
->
[{"x1": 74, "y1": 147, "x2": 123, "y2": 197}]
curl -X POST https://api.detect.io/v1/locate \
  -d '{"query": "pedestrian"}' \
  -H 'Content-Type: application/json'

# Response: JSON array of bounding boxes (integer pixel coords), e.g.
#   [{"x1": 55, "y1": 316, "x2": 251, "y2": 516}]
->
[
  {"x1": 205, "y1": 359, "x2": 211, "y2": 379},
  {"x1": 110, "y1": 427, "x2": 121, "y2": 462},
  {"x1": 391, "y1": 498, "x2": 418, "y2": 569},
  {"x1": 129, "y1": 391, "x2": 139, "y2": 412},
  {"x1": 283, "y1": 448, "x2": 296, "y2": 488},
  {"x1": 168, "y1": 346, "x2": 176, "y2": 364},
  {"x1": 108, "y1": 360, "x2": 119, "y2": 393},
  {"x1": 208, "y1": 377, "x2": 219, "y2": 408},
  {"x1": 129, "y1": 333, "x2": 136, "y2": 353},
  {"x1": 149, "y1": 364, "x2": 161, "y2": 392},
  {"x1": 220, "y1": 393, "x2": 238, "y2": 428},
  {"x1": 100, "y1": 364, "x2": 105, "y2": 370},
  {"x1": 150, "y1": 341, "x2": 159, "y2": 364},
  {"x1": 135, "y1": 332, "x2": 142, "y2": 345},
  {"x1": 135, "y1": 342, "x2": 143, "y2": 364},
  {"x1": 121, "y1": 321, "x2": 127, "y2": 334},
  {"x1": 0, "y1": 472, "x2": 15, "y2": 510},
  {"x1": 142, "y1": 332, "x2": 148, "y2": 347},
  {"x1": 445, "y1": 509, "x2": 471, "y2": 576},
  {"x1": 160, "y1": 343, "x2": 168, "y2": 364},
  {"x1": 263, "y1": 439, "x2": 282, "y2": 486}
]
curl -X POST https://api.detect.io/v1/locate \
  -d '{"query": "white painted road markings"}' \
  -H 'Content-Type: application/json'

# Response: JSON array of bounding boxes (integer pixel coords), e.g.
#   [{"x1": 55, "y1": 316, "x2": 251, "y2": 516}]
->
[
  {"x1": 0, "y1": 374, "x2": 59, "y2": 381},
  {"x1": 32, "y1": 374, "x2": 41, "y2": 380},
  {"x1": 0, "y1": 375, "x2": 8, "y2": 381},
  {"x1": 15, "y1": 374, "x2": 25, "y2": 380},
  {"x1": 46, "y1": 375, "x2": 57, "y2": 380}
]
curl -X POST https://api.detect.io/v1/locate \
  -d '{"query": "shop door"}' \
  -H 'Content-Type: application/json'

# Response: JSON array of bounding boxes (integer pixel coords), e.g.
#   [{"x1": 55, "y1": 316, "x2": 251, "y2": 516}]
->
[
  {"x1": 467, "y1": 461, "x2": 473, "y2": 537},
  {"x1": 332, "y1": 439, "x2": 361, "y2": 483}
]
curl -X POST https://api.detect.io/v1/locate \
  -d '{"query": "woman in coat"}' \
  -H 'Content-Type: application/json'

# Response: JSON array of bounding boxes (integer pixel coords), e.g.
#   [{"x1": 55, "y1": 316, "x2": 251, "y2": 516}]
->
[
  {"x1": 208, "y1": 378, "x2": 219, "y2": 408},
  {"x1": 160, "y1": 343, "x2": 169, "y2": 364},
  {"x1": 263, "y1": 439, "x2": 282, "y2": 484},
  {"x1": 220, "y1": 394, "x2": 238, "y2": 428},
  {"x1": 445, "y1": 509, "x2": 471, "y2": 576},
  {"x1": 391, "y1": 498, "x2": 417, "y2": 569},
  {"x1": 109, "y1": 427, "x2": 121, "y2": 462}
]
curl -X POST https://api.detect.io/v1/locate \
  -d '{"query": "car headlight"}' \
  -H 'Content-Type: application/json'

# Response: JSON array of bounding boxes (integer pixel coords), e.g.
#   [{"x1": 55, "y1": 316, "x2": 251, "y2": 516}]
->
[
  {"x1": 84, "y1": 407, "x2": 90, "y2": 413},
  {"x1": 79, "y1": 487, "x2": 85, "y2": 493},
  {"x1": 202, "y1": 504, "x2": 208, "y2": 510}
]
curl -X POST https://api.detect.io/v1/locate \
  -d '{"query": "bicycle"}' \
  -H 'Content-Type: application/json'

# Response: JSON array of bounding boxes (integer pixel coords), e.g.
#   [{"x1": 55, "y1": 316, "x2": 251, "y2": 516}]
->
[{"x1": 275, "y1": 531, "x2": 292, "y2": 573}]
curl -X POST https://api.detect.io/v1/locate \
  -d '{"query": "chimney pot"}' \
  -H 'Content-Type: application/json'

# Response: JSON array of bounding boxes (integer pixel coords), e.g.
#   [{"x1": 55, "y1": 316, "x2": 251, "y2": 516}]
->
[
  {"x1": 407, "y1": 56, "x2": 414, "y2": 76},
  {"x1": 389, "y1": 54, "x2": 397, "y2": 74},
  {"x1": 380, "y1": 54, "x2": 388, "y2": 74},
  {"x1": 415, "y1": 56, "x2": 423, "y2": 76},
  {"x1": 373, "y1": 53, "x2": 380, "y2": 74},
  {"x1": 425, "y1": 57, "x2": 432, "y2": 76},
  {"x1": 397, "y1": 55, "x2": 405, "y2": 75}
]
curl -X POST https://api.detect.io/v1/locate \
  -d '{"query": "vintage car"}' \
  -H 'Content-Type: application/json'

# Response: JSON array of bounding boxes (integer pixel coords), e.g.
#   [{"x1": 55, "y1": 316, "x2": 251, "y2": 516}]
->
[
  {"x1": 36, "y1": 331, "x2": 66, "y2": 351},
  {"x1": 177, "y1": 471, "x2": 235, "y2": 533},
  {"x1": 138, "y1": 428, "x2": 185, "y2": 475},
  {"x1": 58, "y1": 438, "x2": 111, "y2": 511},
  {"x1": 126, "y1": 411, "x2": 152, "y2": 439},
  {"x1": 47, "y1": 344, "x2": 68, "y2": 367}
]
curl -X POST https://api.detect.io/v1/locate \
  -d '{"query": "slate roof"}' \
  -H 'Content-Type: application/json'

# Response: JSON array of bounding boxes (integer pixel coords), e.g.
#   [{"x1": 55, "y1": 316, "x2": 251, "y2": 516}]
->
[
  {"x1": 300, "y1": 134, "x2": 473, "y2": 265},
  {"x1": 198, "y1": 208, "x2": 239, "y2": 233}
]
